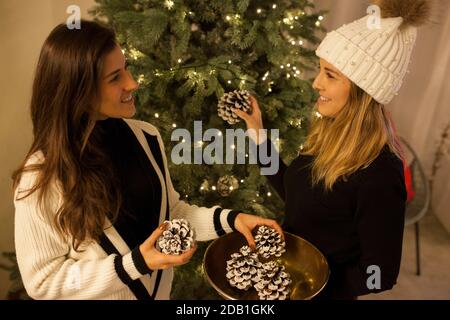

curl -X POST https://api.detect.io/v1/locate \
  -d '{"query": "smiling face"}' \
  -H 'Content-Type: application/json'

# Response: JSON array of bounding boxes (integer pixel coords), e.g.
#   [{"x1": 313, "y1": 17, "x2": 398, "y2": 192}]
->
[
  {"x1": 312, "y1": 58, "x2": 351, "y2": 118},
  {"x1": 97, "y1": 45, "x2": 138, "y2": 120}
]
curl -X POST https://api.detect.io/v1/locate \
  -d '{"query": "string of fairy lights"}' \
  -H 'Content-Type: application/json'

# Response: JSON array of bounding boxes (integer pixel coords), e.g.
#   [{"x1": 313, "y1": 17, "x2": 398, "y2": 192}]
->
[
  {"x1": 126, "y1": 2, "x2": 324, "y2": 95},
  {"x1": 123, "y1": 1, "x2": 324, "y2": 200}
]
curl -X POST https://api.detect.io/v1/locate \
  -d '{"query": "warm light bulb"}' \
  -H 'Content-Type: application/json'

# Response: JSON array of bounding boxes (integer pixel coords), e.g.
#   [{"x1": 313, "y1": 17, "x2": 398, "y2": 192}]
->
[{"x1": 165, "y1": 0, "x2": 174, "y2": 9}]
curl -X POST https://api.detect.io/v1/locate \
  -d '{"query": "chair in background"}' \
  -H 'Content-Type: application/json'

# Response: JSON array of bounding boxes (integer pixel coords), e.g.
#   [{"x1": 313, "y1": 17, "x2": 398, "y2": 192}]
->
[{"x1": 399, "y1": 137, "x2": 431, "y2": 276}]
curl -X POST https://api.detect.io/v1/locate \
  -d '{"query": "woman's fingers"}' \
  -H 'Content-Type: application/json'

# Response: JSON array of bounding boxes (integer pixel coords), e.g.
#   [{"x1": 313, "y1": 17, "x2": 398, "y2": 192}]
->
[
  {"x1": 147, "y1": 221, "x2": 169, "y2": 246},
  {"x1": 249, "y1": 95, "x2": 261, "y2": 113},
  {"x1": 242, "y1": 228, "x2": 257, "y2": 251},
  {"x1": 233, "y1": 108, "x2": 249, "y2": 121},
  {"x1": 263, "y1": 219, "x2": 285, "y2": 241},
  {"x1": 164, "y1": 246, "x2": 197, "y2": 266},
  {"x1": 233, "y1": 95, "x2": 260, "y2": 121},
  {"x1": 253, "y1": 216, "x2": 285, "y2": 241}
]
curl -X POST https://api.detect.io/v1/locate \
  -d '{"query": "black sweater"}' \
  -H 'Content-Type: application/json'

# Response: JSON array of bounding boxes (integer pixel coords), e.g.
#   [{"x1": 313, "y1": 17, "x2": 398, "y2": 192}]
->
[{"x1": 259, "y1": 139, "x2": 406, "y2": 299}]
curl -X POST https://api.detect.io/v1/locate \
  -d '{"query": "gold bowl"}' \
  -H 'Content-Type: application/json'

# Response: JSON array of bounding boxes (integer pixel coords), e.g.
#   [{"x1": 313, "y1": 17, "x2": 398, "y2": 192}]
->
[{"x1": 203, "y1": 231, "x2": 329, "y2": 300}]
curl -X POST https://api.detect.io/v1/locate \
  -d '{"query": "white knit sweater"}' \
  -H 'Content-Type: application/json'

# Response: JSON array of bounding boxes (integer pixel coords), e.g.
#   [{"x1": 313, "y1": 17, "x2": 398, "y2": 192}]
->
[{"x1": 14, "y1": 119, "x2": 236, "y2": 300}]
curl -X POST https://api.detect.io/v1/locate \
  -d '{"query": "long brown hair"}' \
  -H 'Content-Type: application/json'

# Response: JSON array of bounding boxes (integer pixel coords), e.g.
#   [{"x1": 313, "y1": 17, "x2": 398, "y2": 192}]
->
[
  {"x1": 12, "y1": 21, "x2": 122, "y2": 250},
  {"x1": 302, "y1": 82, "x2": 403, "y2": 191}
]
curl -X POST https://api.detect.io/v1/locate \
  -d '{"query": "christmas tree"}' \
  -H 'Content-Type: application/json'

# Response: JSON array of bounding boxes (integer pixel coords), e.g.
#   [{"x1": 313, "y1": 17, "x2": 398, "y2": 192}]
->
[{"x1": 91, "y1": 0, "x2": 325, "y2": 299}]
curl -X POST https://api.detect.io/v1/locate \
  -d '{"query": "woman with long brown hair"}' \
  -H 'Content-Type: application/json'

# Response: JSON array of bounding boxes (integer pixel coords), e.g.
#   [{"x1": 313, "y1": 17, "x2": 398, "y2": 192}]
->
[
  {"x1": 235, "y1": 0, "x2": 430, "y2": 299},
  {"x1": 12, "y1": 20, "x2": 282, "y2": 300}
]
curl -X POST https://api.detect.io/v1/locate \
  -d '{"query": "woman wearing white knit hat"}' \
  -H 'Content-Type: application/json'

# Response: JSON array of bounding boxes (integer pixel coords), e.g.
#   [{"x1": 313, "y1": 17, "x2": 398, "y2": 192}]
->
[{"x1": 235, "y1": 0, "x2": 431, "y2": 299}]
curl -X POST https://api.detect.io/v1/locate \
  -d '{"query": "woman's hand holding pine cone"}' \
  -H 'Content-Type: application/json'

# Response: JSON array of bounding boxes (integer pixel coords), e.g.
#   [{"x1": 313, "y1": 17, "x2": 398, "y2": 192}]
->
[
  {"x1": 233, "y1": 96, "x2": 266, "y2": 145},
  {"x1": 139, "y1": 222, "x2": 197, "y2": 271}
]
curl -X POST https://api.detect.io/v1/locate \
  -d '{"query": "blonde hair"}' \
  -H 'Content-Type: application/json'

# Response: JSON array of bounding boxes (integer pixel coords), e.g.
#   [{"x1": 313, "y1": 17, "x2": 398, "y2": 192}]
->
[{"x1": 302, "y1": 82, "x2": 403, "y2": 191}]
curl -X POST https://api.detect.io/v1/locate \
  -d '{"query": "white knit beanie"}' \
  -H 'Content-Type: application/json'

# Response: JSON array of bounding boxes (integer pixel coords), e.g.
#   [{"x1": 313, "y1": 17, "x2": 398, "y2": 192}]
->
[{"x1": 315, "y1": 0, "x2": 431, "y2": 105}]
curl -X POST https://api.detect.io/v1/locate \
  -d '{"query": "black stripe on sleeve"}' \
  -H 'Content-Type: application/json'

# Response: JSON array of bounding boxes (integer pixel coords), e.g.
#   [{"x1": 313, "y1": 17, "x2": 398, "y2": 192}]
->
[
  {"x1": 99, "y1": 233, "x2": 152, "y2": 300},
  {"x1": 131, "y1": 246, "x2": 153, "y2": 276},
  {"x1": 114, "y1": 255, "x2": 133, "y2": 285},
  {"x1": 227, "y1": 210, "x2": 241, "y2": 232},
  {"x1": 213, "y1": 207, "x2": 226, "y2": 236}
]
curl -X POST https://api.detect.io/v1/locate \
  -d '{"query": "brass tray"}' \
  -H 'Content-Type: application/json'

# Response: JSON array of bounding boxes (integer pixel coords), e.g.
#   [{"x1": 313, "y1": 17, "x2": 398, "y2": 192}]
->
[{"x1": 203, "y1": 231, "x2": 329, "y2": 300}]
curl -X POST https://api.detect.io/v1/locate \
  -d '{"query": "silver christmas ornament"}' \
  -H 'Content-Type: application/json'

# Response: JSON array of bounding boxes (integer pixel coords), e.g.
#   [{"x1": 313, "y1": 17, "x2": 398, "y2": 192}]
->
[
  {"x1": 216, "y1": 175, "x2": 239, "y2": 197},
  {"x1": 218, "y1": 90, "x2": 252, "y2": 125},
  {"x1": 255, "y1": 225, "x2": 286, "y2": 259},
  {"x1": 157, "y1": 219, "x2": 195, "y2": 255}
]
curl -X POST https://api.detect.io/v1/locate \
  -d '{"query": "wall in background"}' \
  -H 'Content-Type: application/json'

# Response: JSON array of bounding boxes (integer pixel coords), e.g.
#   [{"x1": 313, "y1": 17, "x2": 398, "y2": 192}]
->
[{"x1": 0, "y1": 0, "x2": 96, "y2": 299}]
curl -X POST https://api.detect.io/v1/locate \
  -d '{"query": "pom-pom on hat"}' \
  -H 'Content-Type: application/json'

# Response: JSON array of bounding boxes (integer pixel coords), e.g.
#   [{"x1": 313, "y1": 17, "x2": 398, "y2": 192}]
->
[{"x1": 315, "y1": 0, "x2": 431, "y2": 105}]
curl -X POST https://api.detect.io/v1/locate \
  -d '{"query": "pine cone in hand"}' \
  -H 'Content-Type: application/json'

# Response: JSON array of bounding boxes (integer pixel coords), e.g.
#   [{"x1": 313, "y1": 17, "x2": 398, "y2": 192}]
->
[
  {"x1": 157, "y1": 219, "x2": 195, "y2": 255},
  {"x1": 226, "y1": 246, "x2": 262, "y2": 291},
  {"x1": 255, "y1": 225, "x2": 286, "y2": 259},
  {"x1": 253, "y1": 261, "x2": 292, "y2": 300},
  {"x1": 217, "y1": 90, "x2": 252, "y2": 125}
]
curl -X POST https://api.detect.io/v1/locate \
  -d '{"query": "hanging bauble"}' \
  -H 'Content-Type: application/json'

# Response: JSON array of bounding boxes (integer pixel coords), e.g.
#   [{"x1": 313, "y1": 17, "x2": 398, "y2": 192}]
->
[{"x1": 217, "y1": 175, "x2": 239, "y2": 197}]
